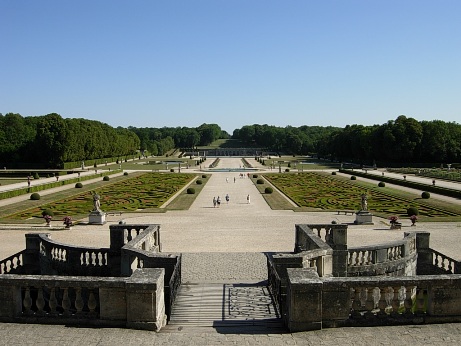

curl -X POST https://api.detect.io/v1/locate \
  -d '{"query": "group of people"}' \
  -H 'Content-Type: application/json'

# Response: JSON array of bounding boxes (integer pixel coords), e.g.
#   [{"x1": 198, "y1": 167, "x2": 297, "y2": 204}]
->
[
  {"x1": 213, "y1": 194, "x2": 230, "y2": 208},
  {"x1": 212, "y1": 193, "x2": 250, "y2": 207}
]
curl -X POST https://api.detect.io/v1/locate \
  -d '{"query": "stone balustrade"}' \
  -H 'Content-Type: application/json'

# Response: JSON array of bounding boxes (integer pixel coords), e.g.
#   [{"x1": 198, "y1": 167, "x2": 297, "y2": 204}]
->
[
  {"x1": 286, "y1": 268, "x2": 461, "y2": 332},
  {"x1": 37, "y1": 234, "x2": 112, "y2": 276},
  {"x1": 347, "y1": 232, "x2": 417, "y2": 276},
  {"x1": 0, "y1": 250, "x2": 25, "y2": 274},
  {"x1": 429, "y1": 248, "x2": 461, "y2": 274},
  {"x1": 0, "y1": 268, "x2": 166, "y2": 330},
  {"x1": 0, "y1": 224, "x2": 179, "y2": 331}
]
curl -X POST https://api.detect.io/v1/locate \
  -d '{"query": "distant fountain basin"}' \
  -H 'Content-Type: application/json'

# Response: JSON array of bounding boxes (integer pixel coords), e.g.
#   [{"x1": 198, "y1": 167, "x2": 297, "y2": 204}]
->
[{"x1": 204, "y1": 168, "x2": 260, "y2": 172}]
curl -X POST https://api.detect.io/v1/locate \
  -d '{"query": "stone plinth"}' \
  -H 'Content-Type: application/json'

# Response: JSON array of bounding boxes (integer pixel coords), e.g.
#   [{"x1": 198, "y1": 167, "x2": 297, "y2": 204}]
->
[
  {"x1": 89, "y1": 211, "x2": 106, "y2": 225},
  {"x1": 354, "y1": 211, "x2": 374, "y2": 225}
]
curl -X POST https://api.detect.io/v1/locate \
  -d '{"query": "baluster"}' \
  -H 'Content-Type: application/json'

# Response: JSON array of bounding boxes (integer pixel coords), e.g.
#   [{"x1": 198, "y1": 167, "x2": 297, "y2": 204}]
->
[
  {"x1": 448, "y1": 260, "x2": 453, "y2": 273},
  {"x1": 415, "y1": 288, "x2": 426, "y2": 314},
  {"x1": 404, "y1": 286, "x2": 414, "y2": 316},
  {"x1": 367, "y1": 251, "x2": 373, "y2": 265},
  {"x1": 127, "y1": 229, "x2": 133, "y2": 242},
  {"x1": 355, "y1": 252, "x2": 360, "y2": 266},
  {"x1": 434, "y1": 254, "x2": 439, "y2": 267},
  {"x1": 364, "y1": 287, "x2": 375, "y2": 318},
  {"x1": 74, "y1": 288, "x2": 84, "y2": 314},
  {"x1": 351, "y1": 287, "x2": 362, "y2": 318},
  {"x1": 88, "y1": 289, "x2": 97, "y2": 315},
  {"x1": 443, "y1": 258, "x2": 448, "y2": 271},
  {"x1": 62, "y1": 288, "x2": 71, "y2": 315},
  {"x1": 23, "y1": 287, "x2": 32, "y2": 313},
  {"x1": 36, "y1": 287, "x2": 46, "y2": 314},
  {"x1": 391, "y1": 286, "x2": 401, "y2": 315},
  {"x1": 377, "y1": 287, "x2": 388, "y2": 317},
  {"x1": 0, "y1": 262, "x2": 4, "y2": 274},
  {"x1": 49, "y1": 288, "x2": 58, "y2": 315}
]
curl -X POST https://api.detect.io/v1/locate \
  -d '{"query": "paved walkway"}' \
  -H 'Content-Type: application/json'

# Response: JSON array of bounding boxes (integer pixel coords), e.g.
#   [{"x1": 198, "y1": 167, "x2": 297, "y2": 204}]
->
[{"x1": 1, "y1": 158, "x2": 461, "y2": 344}]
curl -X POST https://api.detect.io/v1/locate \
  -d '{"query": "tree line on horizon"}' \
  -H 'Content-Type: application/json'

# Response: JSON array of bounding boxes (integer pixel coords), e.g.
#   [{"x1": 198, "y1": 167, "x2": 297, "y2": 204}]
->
[
  {"x1": 232, "y1": 115, "x2": 461, "y2": 164},
  {"x1": 1, "y1": 112, "x2": 460, "y2": 168}
]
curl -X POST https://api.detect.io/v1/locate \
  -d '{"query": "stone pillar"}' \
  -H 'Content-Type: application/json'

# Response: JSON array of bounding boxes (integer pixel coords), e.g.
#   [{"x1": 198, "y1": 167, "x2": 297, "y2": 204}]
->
[
  {"x1": 126, "y1": 268, "x2": 167, "y2": 331},
  {"x1": 331, "y1": 226, "x2": 348, "y2": 277},
  {"x1": 24, "y1": 233, "x2": 47, "y2": 274},
  {"x1": 412, "y1": 231, "x2": 433, "y2": 275},
  {"x1": 286, "y1": 268, "x2": 323, "y2": 332}
]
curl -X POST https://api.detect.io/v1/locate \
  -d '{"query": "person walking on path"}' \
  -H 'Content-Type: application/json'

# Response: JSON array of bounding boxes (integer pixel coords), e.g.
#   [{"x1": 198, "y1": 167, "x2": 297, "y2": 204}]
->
[
  {"x1": 27, "y1": 176, "x2": 31, "y2": 187},
  {"x1": 225, "y1": 194, "x2": 230, "y2": 204},
  {"x1": 217, "y1": 196, "x2": 221, "y2": 207},
  {"x1": 213, "y1": 197, "x2": 217, "y2": 208},
  {"x1": 247, "y1": 194, "x2": 250, "y2": 204}
]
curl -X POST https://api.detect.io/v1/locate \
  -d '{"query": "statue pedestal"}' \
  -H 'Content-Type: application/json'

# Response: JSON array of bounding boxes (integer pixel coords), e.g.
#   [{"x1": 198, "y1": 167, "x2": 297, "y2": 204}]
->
[
  {"x1": 88, "y1": 211, "x2": 106, "y2": 225},
  {"x1": 354, "y1": 211, "x2": 374, "y2": 225}
]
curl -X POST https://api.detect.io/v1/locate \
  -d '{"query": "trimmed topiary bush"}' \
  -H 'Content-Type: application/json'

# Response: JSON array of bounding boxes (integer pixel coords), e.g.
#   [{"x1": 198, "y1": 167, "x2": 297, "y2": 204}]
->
[
  {"x1": 124, "y1": 172, "x2": 128, "y2": 176},
  {"x1": 196, "y1": 179, "x2": 203, "y2": 184},
  {"x1": 257, "y1": 179, "x2": 264, "y2": 184},
  {"x1": 265, "y1": 187, "x2": 273, "y2": 194},
  {"x1": 378, "y1": 181, "x2": 385, "y2": 187},
  {"x1": 407, "y1": 207, "x2": 419, "y2": 216},
  {"x1": 350, "y1": 176, "x2": 357, "y2": 180},
  {"x1": 421, "y1": 191, "x2": 430, "y2": 199},
  {"x1": 170, "y1": 168, "x2": 175, "y2": 172},
  {"x1": 186, "y1": 187, "x2": 195, "y2": 194},
  {"x1": 33, "y1": 172, "x2": 40, "y2": 179},
  {"x1": 41, "y1": 209, "x2": 54, "y2": 217},
  {"x1": 103, "y1": 176, "x2": 110, "y2": 181},
  {"x1": 201, "y1": 174, "x2": 207, "y2": 179},
  {"x1": 253, "y1": 174, "x2": 259, "y2": 178},
  {"x1": 331, "y1": 172, "x2": 337, "y2": 175},
  {"x1": 30, "y1": 193, "x2": 41, "y2": 200},
  {"x1": 285, "y1": 169, "x2": 290, "y2": 172},
  {"x1": 75, "y1": 182, "x2": 83, "y2": 188}
]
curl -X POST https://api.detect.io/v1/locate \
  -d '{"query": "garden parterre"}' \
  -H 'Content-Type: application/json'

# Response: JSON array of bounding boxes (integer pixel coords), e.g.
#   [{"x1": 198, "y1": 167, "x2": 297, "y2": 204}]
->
[
  {"x1": 6, "y1": 173, "x2": 195, "y2": 220},
  {"x1": 263, "y1": 172, "x2": 461, "y2": 219}
]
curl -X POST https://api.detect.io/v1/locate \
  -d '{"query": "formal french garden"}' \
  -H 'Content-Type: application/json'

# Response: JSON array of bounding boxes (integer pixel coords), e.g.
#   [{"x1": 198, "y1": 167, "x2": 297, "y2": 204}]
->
[{"x1": 4, "y1": 173, "x2": 196, "y2": 221}]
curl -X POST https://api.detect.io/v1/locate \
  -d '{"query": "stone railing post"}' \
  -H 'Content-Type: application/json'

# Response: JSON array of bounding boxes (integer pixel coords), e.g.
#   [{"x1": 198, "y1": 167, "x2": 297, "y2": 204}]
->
[
  {"x1": 24, "y1": 233, "x2": 47, "y2": 274},
  {"x1": 126, "y1": 268, "x2": 167, "y2": 331},
  {"x1": 286, "y1": 268, "x2": 323, "y2": 332},
  {"x1": 331, "y1": 226, "x2": 348, "y2": 277},
  {"x1": 412, "y1": 231, "x2": 432, "y2": 275}
]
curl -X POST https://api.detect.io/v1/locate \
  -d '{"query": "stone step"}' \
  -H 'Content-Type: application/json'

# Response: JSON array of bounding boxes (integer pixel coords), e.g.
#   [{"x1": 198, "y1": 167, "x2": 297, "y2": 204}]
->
[{"x1": 164, "y1": 282, "x2": 285, "y2": 333}]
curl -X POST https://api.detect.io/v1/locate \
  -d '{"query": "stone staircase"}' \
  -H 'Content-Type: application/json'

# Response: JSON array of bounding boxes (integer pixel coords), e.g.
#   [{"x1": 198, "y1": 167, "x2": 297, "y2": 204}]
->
[{"x1": 162, "y1": 282, "x2": 285, "y2": 333}]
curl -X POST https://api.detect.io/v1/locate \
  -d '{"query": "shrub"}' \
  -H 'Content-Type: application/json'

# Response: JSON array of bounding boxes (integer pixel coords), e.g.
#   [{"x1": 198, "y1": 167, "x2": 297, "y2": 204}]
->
[
  {"x1": 201, "y1": 174, "x2": 207, "y2": 179},
  {"x1": 186, "y1": 188, "x2": 195, "y2": 194},
  {"x1": 124, "y1": 172, "x2": 128, "y2": 176},
  {"x1": 41, "y1": 209, "x2": 54, "y2": 217},
  {"x1": 33, "y1": 172, "x2": 39, "y2": 179},
  {"x1": 265, "y1": 187, "x2": 273, "y2": 194},
  {"x1": 103, "y1": 176, "x2": 110, "y2": 181},
  {"x1": 30, "y1": 193, "x2": 41, "y2": 200},
  {"x1": 285, "y1": 169, "x2": 290, "y2": 172},
  {"x1": 253, "y1": 174, "x2": 259, "y2": 178},
  {"x1": 257, "y1": 179, "x2": 264, "y2": 184},
  {"x1": 75, "y1": 182, "x2": 83, "y2": 188},
  {"x1": 407, "y1": 207, "x2": 419, "y2": 216},
  {"x1": 331, "y1": 220, "x2": 337, "y2": 224},
  {"x1": 378, "y1": 181, "x2": 385, "y2": 187},
  {"x1": 350, "y1": 176, "x2": 357, "y2": 180},
  {"x1": 331, "y1": 172, "x2": 337, "y2": 175},
  {"x1": 196, "y1": 179, "x2": 203, "y2": 185},
  {"x1": 421, "y1": 191, "x2": 430, "y2": 199},
  {"x1": 170, "y1": 168, "x2": 175, "y2": 172}
]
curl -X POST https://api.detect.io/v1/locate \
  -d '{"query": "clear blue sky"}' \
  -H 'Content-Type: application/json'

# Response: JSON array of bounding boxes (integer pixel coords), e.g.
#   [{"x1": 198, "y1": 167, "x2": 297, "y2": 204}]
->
[{"x1": 1, "y1": 0, "x2": 460, "y2": 134}]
